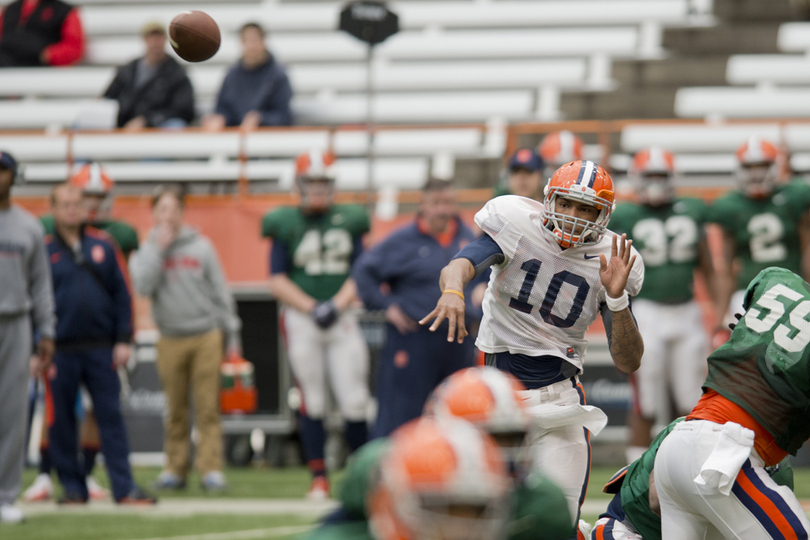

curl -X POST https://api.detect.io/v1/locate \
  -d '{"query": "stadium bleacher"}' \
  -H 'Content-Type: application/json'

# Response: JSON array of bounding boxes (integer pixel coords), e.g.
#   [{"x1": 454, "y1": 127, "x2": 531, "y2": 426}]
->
[
  {"x1": 0, "y1": 0, "x2": 714, "y2": 130},
  {"x1": 0, "y1": 0, "x2": 721, "y2": 192}
]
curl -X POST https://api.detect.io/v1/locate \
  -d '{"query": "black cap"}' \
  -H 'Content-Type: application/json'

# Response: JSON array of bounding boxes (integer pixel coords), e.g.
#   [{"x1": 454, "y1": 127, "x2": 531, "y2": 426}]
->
[{"x1": 0, "y1": 151, "x2": 17, "y2": 172}]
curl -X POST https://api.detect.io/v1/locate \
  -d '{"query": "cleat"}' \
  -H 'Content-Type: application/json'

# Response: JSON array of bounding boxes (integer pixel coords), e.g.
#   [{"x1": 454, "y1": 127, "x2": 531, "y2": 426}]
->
[
  {"x1": 86, "y1": 477, "x2": 110, "y2": 501},
  {"x1": 23, "y1": 473, "x2": 53, "y2": 502},
  {"x1": 152, "y1": 471, "x2": 186, "y2": 491},
  {"x1": 306, "y1": 476, "x2": 330, "y2": 500},
  {"x1": 57, "y1": 492, "x2": 88, "y2": 505},
  {"x1": 0, "y1": 504, "x2": 25, "y2": 524},
  {"x1": 200, "y1": 471, "x2": 228, "y2": 492},
  {"x1": 116, "y1": 485, "x2": 157, "y2": 505}
]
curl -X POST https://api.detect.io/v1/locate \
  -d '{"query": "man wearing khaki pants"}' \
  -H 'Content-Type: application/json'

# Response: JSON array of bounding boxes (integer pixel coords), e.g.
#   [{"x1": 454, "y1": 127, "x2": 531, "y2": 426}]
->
[{"x1": 129, "y1": 186, "x2": 241, "y2": 492}]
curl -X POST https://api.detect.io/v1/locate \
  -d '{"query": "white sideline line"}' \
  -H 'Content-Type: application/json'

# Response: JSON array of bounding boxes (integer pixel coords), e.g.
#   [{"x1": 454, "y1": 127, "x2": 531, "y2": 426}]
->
[
  {"x1": 18, "y1": 498, "x2": 339, "y2": 517},
  {"x1": 134, "y1": 525, "x2": 313, "y2": 540}
]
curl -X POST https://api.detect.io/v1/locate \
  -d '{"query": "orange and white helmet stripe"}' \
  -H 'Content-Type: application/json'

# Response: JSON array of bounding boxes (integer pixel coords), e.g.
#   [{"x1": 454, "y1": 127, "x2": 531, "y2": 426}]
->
[
  {"x1": 735, "y1": 137, "x2": 778, "y2": 166},
  {"x1": 538, "y1": 130, "x2": 584, "y2": 166},
  {"x1": 631, "y1": 146, "x2": 675, "y2": 175},
  {"x1": 70, "y1": 163, "x2": 114, "y2": 194},
  {"x1": 295, "y1": 149, "x2": 336, "y2": 179}
]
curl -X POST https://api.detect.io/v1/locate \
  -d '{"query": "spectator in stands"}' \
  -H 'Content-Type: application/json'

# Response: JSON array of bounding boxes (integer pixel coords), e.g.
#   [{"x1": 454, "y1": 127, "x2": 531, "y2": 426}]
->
[
  {"x1": 129, "y1": 185, "x2": 241, "y2": 492},
  {"x1": 0, "y1": 150, "x2": 55, "y2": 523},
  {"x1": 353, "y1": 179, "x2": 485, "y2": 438},
  {"x1": 0, "y1": 0, "x2": 84, "y2": 67},
  {"x1": 202, "y1": 22, "x2": 292, "y2": 130},
  {"x1": 45, "y1": 183, "x2": 154, "y2": 505},
  {"x1": 493, "y1": 148, "x2": 545, "y2": 200},
  {"x1": 103, "y1": 22, "x2": 195, "y2": 130}
]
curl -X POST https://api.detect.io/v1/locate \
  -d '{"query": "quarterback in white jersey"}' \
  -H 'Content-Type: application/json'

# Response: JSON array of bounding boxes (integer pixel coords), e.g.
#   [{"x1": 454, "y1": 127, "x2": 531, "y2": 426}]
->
[{"x1": 422, "y1": 160, "x2": 645, "y2": 536}]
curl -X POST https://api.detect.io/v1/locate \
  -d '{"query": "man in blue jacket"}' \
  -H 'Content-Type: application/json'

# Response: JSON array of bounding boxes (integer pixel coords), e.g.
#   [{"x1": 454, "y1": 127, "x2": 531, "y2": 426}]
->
[
  {"x1": 353, "y1": 179, "x2": 486, "y2": 438},
  {"x1": 201, "y1": 22, "x2": 292, "y2": 130},
  {"x1": 46, "y1": 184, "x2": 154, "y2": 505}
]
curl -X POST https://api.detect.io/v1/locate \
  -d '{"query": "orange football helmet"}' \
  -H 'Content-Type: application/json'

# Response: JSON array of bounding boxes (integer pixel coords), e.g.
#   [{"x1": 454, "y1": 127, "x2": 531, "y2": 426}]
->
[
  {"x1": 70, "y1": 163, "x2": 114, "y2": 195},
  {"x1": 629, "y1": 147, "x2": 676, "y2": 206},
  {"x1": 295, "y1": 149, "x2": 336, "y2": 211},
  {"x1": 734, "y1": 137, "x2": 780, "y2": 199},
  {"x1": 367, "y1": 417, "x2": 510, "y2": 540},
  {"x1": 424, "y1": 367, "x2": 530, "y2": 469},
  {"x1": 542, "y1": 160, "x2": 615, "y2": 248},
  {"x1": 538, "y1": 131, "x2": 584, "y2": 178}
]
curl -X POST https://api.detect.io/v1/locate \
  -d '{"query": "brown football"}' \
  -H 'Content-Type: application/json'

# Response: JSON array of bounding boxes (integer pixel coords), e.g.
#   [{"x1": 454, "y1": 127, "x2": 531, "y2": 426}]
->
[{"x1": 169, "y1": 11, "x2": 221, "y2": 63}]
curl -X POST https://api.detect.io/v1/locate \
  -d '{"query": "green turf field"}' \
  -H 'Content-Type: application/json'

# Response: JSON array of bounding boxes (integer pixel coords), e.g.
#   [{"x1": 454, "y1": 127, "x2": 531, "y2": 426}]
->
[{"x1": 1, "y1": 466, "x2": 808, "y2": 540}]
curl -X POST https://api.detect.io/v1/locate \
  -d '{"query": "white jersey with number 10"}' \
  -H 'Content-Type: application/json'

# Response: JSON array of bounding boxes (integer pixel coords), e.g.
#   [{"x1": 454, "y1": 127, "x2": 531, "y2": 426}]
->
[{"x1": 474, "y1": 196, "x2": 645, "y2": 371}]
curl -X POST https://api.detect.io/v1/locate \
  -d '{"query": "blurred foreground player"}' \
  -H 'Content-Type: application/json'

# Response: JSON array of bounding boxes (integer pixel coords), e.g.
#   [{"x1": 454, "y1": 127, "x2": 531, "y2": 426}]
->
[
  {"x1": 421, "y1": 161, "x2": 645, "y2": 532},
  {"x1": 263, "y1": 150, "x2": 370, "y2": 499},
  {"x1": 28, "y1": 163, "x2": 138, "y2": 502},
  {"x1": 609, "y1": 147, "x2": 713, "y2": 463},
  {"x1": 45, "y1": 184, "x2": 154, "y2": 504},
  {"x1": 354, "y1": 179, "x2": 484, "y2": 438},
  {"x1": 304, "y1": 416, "x2": 512, "y2": 540},
  {"x1": 655, "y1": 267, "x2": 810, "y2": 539},
  {"x1": 710, "y1": 137, "x2": 810, "y2": 344},
  {"x1": 305, "y1": 367, "x2": 574, "y2": 540},
  {"x1": 0, "y1": 151, "x2": 55, "y2": 523}
]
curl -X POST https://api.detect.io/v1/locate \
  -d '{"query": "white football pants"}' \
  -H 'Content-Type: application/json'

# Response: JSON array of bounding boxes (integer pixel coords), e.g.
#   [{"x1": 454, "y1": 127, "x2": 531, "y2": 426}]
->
[
  {"x1": 282, "y1": 307, "x2": 370, "y2": 421},
  {"x1": 631, "y1": 299, "x2": 707, "y2": 418},
  {"x1": 522, "y1": 378, "x2": 593, "y2": 528},
  {"x1": 655, "y1": 420, "x2": 810, "y2": 540}
]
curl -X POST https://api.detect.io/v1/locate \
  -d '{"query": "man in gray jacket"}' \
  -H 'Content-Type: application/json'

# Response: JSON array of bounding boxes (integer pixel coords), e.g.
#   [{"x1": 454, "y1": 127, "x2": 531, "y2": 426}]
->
[
  {"x1": 0, "y1": 151, "x2": 55, "y2": 523},
  {"x1": 129, "y1": 185, "x2": 241, "y2": 492}
]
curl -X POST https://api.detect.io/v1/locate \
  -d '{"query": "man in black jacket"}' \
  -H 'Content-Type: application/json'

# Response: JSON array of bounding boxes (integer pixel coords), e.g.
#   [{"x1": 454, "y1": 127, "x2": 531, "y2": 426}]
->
[{"x1": 103, "y1": 22, "x2": 194, "y2": 130}]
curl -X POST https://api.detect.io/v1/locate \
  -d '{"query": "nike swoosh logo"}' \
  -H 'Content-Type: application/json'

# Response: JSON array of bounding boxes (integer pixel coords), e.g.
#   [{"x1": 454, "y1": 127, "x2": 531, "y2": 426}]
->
[{"x1": 583, "y1": 254, "x2": 599, "y2": 260}]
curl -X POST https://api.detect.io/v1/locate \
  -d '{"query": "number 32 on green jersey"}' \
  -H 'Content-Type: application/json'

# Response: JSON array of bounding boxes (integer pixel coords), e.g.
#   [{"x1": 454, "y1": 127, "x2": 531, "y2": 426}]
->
[
  {"x1": 293, "y1": 229, "x2": 354, "y2": 275},
  {"x1": 632, "y1": 215, "x2": 698, "y2": 267}
]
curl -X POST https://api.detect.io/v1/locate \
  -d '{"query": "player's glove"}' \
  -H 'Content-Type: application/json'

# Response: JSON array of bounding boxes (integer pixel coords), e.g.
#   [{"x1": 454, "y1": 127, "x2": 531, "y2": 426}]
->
[
  {"x1": 312, "y1": 300, "x2": 338, "y2": 329},
  {"x1": 728, "y1": 313, "x2": 743, "y2": 331}
]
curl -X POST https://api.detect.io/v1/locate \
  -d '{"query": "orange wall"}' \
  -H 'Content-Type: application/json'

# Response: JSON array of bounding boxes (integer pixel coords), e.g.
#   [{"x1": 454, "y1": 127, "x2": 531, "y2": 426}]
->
[{"x1": 13, "y1": 194, "x2": 481, "y2": 283}]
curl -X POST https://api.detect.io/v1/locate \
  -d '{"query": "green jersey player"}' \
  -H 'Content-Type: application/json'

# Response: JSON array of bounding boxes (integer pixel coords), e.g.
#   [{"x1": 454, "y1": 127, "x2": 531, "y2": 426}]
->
[
  {"x1": 654, "y1": 267, "x2": 810, "y2": 539},
  {"x1": 592, "y1": 417, "x2": 793, "y2": 540},
  {"x1": 40, "y1": 163, "x2": 139, "y2": 258},
  {"x1": 263, "y1": 150, "x2": 371, "y2": 500},
  {"x1": 608, "y1": 147, "x2": 715, "y2": 465},
  {"x1": 710, "y1": 137, "x2": 810, "y2": 348}
]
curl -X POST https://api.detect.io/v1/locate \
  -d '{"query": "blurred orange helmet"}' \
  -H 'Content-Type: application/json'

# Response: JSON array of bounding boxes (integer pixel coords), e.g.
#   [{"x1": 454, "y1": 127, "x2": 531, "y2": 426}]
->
[
  {"x1": 734, "y1": 137, "x2": 779, "y2": 198},
  {"x1": 630, "y1": 147, "x2": 676, "y2": 206},
  {"x1": 295, "y1": 149, "x2": 336, "y2": 180},
  {"x1": 70, "y1": 163, "x2": 114, "y2": 195},
  {"x1": 538, "y1": 131, "x2": 584, "y2": 168},
  {"x1": 368, "y1": 417, "x2": 510, "y2": 540},
  {"x1": 543, "y1": 160, "x2": 615, "y2": 248},
  {"x1": 295, "y1": 150, "x2": 336, "y2": 211},
  {"x1": 424, "y1": 367, "x2": 530, "y2": 467}
]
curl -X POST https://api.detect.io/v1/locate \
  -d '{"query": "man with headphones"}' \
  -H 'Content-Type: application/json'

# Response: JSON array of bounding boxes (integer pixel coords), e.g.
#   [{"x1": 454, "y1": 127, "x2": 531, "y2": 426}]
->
[{"x1": 0, "y1": 151, "x2": 56, "y2": 523}]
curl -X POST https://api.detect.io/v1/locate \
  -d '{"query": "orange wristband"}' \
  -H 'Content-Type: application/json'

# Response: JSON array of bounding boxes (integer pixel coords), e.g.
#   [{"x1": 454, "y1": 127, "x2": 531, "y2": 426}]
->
[{"x1": 442, "y1": 289, "x2": 465, "y2": 301}]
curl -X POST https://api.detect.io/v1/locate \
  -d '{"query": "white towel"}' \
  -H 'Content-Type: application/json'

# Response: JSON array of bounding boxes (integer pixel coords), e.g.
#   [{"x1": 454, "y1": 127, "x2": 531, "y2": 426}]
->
[
  {"x1": 693, "y1": 422, "x2": 755, "y2": 496},
  {"x1": 525, "y1": 403, "x2": 609, "y2": 436}
]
